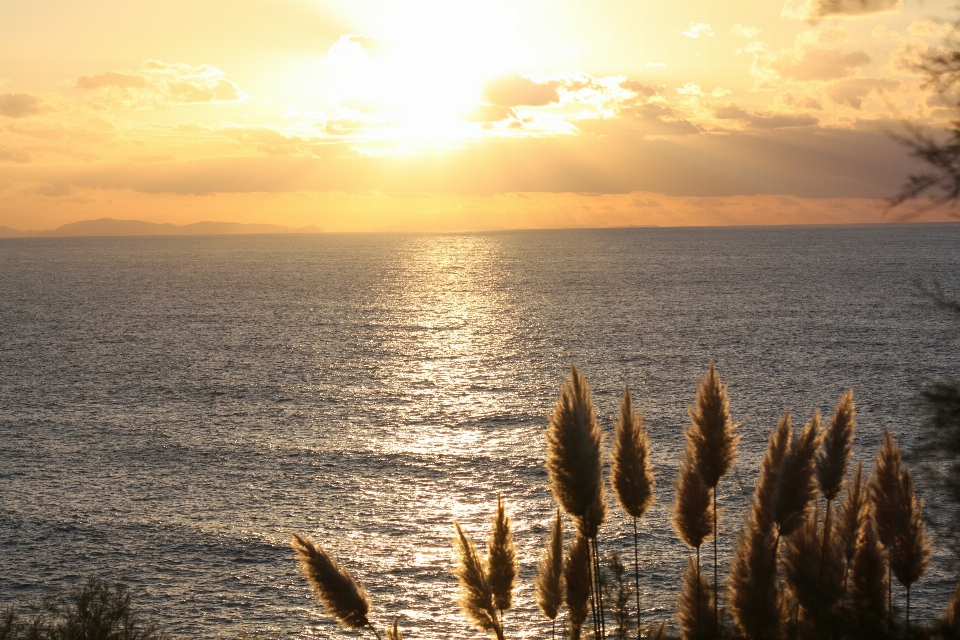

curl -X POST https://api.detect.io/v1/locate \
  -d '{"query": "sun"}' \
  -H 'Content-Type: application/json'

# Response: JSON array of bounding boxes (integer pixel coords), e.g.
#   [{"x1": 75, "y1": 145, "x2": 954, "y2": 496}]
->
[{"x1": 310, "y1": 1, "x2": 552, "y2": 149}]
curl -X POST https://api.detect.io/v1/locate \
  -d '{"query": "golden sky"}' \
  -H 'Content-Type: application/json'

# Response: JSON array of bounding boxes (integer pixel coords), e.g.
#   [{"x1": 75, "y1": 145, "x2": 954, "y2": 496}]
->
[{"x1": 2, "y1": 0, "x2": 959, "y2": 232}]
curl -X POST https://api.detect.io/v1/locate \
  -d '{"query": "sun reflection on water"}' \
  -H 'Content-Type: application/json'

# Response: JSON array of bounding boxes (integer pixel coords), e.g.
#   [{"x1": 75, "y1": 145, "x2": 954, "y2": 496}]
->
[{"x1": 301, "y1": 233, "x2": 555, "y2": 639}]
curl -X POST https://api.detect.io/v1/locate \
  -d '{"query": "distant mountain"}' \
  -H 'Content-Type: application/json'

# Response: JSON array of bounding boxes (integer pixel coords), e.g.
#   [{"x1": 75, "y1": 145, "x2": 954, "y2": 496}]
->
[
  {"x1": 0, "y1": 218, "x2": 324, "y2": 238},
  {"x1": 0, "y1": 226, "x2": 33, "y2": 238}
]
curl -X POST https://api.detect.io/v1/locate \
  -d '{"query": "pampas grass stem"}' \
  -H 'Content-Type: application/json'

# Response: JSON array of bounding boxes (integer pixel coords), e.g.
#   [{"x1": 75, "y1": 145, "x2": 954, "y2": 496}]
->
[
  {"x1": 611, "y1": 386, "x2": 656, "y2": 639},
  {"x1": 672, "y1": 445, "x2": 713, "y2": 636},
  {"x1": 591, "y1": 536, "x2": 606, "y2": 640},
  {"x1": 545, "y1": 365, "x2": 608, "y2": 637},
  {"x1": 291, "y1": 533, "x2": 375, "y2": 634},
  {"x1": 685, "y1": 363, "x2": 740, "y2": 627}
]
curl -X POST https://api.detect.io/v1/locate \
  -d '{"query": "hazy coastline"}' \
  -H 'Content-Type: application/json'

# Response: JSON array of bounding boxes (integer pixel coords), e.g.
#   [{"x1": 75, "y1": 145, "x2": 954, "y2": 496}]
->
[{"x1": 0, "y1": 218, "x2": 324, "y2": 238}]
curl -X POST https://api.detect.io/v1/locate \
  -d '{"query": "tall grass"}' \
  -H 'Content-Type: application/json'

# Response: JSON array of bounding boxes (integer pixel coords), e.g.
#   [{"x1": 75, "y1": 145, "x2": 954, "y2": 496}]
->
[{"x1": 293, "y1": 364, "x2": 950, "y2": 640}]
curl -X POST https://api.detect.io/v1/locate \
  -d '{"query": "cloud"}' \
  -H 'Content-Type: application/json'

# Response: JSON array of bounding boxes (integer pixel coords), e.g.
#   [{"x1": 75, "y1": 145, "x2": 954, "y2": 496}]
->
[
  {"x1": 462, "y1": 104, "x2": 515, "y2": 123},
  {"x1": 0, "y1": 93, "x2": 46, "y2": 118},
  {"x1": 731, "y1": 24, "x2": 761, "y2": 39},
  {"x1": 774, "y1": 46, "x2": 870, "y2": 81},
  {"x1": 594, "y1": 102, "x2": 700, "y2": 137},
  {"x1": 463, "y1": 72, "x2": 659, "y2": 127},
  {"x1": 76, "y1": 72, "x2": 148, "y2": 90},
  {"x1": 828, "y1": 78, "x2": 900, "y2": 108},
  {"x1": 782, "y1": 0, "x2": 902, "y2": 19},
  {"x1": 327, "y1": 34, "x2": 385, "y2": 61},
  {"x1": 75, "y1": 60, "x2": 247, "y2": 108},
  {"x1": 482, "y1": 72, "x2": 559, "y2": 107},
  {"x1": 220, "y1": 125, "x2": 360, "y2": 158},
  {"x1": 0, "y1": 146, "x2": 30, "y2": 163},
  {"x1": 714, "y1": 104, "x2": 820, "y2": 129},
  {"x1": 752, "y1": 31, "x2": 871, "y2": 86},
  {"x1": 682, "y1": 23, "x2": 714, "y2": 39},
  {"x1": 620, "y1": 80, "x2": 658, "y2": 96},
  {"x1": 1, "y1": 124, "x2": 922, "y2": 199}
]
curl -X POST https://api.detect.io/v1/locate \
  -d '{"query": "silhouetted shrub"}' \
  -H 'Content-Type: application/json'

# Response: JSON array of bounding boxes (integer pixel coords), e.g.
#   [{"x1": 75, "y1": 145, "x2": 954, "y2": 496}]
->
[{"x1": 0, "y1": 578, "x2": 167, "y2": 640}]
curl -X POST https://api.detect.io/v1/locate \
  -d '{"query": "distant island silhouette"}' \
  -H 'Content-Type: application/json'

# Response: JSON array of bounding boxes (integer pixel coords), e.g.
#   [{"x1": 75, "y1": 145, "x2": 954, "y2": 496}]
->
[{"x1": 0, "y1": 218, "x2": 324, "y2": 238}]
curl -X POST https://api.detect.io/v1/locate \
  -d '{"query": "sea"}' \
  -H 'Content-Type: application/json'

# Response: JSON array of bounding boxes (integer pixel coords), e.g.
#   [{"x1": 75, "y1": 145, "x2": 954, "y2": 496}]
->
[{"x1": 1, "y1": 224, "x2": 959, "y2": 638}]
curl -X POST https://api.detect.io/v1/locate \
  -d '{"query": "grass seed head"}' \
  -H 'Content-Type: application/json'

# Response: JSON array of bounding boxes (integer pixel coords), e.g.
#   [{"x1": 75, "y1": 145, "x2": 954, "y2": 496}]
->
[
  {"x1": 673, "y1": 447, "x2": 714, "y2": 550},
  {"x1": 546, "y1": 365, "x2": 606, "y2": 539},
  {"x1": 686, "y1": 363, "x2": 739, "y2": 490},
  {"x1": 772, "y1": 410, "x2": 822, "y2": 538},
  {"x1": 563, "y1": 534, "x2": 592, "y2": 640},
  {"x1": 677, "y1": 557, "x2": 718, "y2": 640},
  {"x1": 534, "y1": 509, "x2": 565, "y2": 621},
  {"x1": 612, "y1": 386, "x2": 656, "y2": 520},
  {"x1": 452, "y1": 522, "x2": 501, "y2": 637},
  {"x1": 291, "y1": 534, "x2": 371, "y2": 630},
  {"x1": 816, "y1": 389, "x2": 856, "y2": 502},
  {"x1": 487, "y1": 493, "x2": 517, "y2": 612}
]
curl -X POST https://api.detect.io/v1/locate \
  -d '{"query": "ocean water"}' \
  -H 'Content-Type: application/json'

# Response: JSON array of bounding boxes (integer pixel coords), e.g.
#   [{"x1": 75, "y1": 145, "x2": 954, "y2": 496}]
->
[{"x1": 1, "y1": 224, "x2": 959, "y2": 638}]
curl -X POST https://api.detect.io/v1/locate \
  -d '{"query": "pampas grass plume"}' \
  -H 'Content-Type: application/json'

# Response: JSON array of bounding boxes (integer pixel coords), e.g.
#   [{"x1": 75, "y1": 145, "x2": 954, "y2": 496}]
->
[
  {"x1": 673, "y1": 447, "x2": 713, "y2": 550},
  {"x1": 728, "y1": 415, "x2": 794, "y2": 640},
  {"x1": 612, "y1": 386, "x2": 655, "y2": 519},
  {"x1": 535, "y1": 509, "x2": 565, "y2": 621},
  {"x1": 386, "y1": 616, "x2": 402, "y2": 640},
  {"x1": 677, "y1": 557, "x2": 718, "y2": 640},
  {"x1": 816, "y1": 390, "x2": 856, "y2": 502},
  {"x1": 546, "y1": 365, "x2": 606, "y2": 538},
  {"x1": 871, "y1": 430, "x2": 931, "y2": 600},
  {"x1": 889, "y1": 466, "x2": 931, "y2": 591},
  {"x1": 772, "y1": 411, "x2": 821, "y2": 538},
  {"x1": 849, "y1": 516, "x2": 888, "y2": 636},
  {"x1": 649, "y1": 620, "x2": 667, "y2": 640},
  {"x1": 453, "y1": 522, "x2": 504, "y2": 640},
  {"x1": 487, "y1": 493, "x2": 517, "y2": 613},
  {"x1": 686, "y1": 363, "x2": 739, "y2": 489},
  {"x1": 871, "y1": 429, "x2": 904, "y2": 551},
  {"x1": 837, "y1": 461, "x2": 867, "y2": 568},
  {"x1": 291, "y1": 533, "x2": 372, "y2": 630},
  {"x1": 753, "y1": 414, "x2": 793, "y2": 534},
  {"x1": 940, "y1": 581, "x2": 960, "y2": 640},
  {"x1": 564, "y1": 534, "x2": 592, "y2": 640},
  {"x1": 782, "y1": 506, "x2": 844, "y2": 621},
  {"x1": 727, "y1": 523, "x2": 783, "y2": 640}
]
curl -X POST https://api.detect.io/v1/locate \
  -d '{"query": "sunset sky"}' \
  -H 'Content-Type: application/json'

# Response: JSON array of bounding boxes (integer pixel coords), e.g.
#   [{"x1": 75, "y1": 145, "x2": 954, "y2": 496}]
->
[{"x1": 2, "y1": 0, "x2": 959, "y2": 232}]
